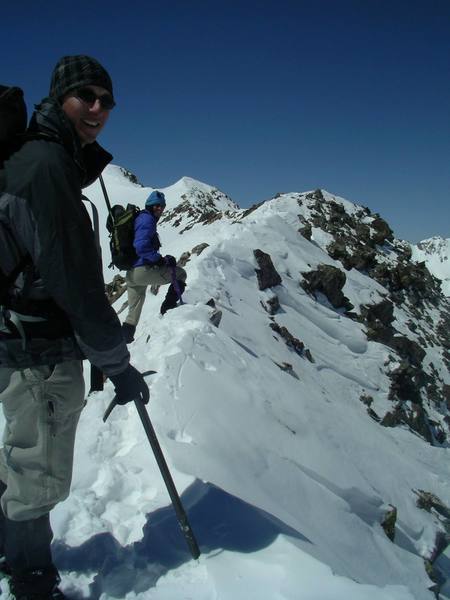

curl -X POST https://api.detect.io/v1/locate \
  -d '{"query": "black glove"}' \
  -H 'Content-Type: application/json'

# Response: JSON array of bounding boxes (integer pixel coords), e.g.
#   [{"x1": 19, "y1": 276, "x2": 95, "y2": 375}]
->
[
  {"x1": 109, "y1": 364, "x2": 149, "y2": 405},
  {"x1": 164, "y1": 255, "x2": 177, "y2": 268},
  {"x1": 155, "y1": 255, "x2": 165, "y2": 266}
]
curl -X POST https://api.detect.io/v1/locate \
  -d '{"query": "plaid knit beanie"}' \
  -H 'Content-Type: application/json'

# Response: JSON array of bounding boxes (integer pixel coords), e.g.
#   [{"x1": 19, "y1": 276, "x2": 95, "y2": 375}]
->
[{"x1": 49, "y1": 55, "x2": 114, "y2": 101}]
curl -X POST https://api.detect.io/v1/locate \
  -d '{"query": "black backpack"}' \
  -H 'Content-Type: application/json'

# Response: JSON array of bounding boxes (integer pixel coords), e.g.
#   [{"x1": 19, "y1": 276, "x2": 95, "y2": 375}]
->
[
  {"x1": 0, "y1": 85, "x2": 27, "y2": 169},
  {"x1": 106, "y1": 203, "x2": 141, "y2": 270},
  {"x1": 0, "y1": 85, "x2": 30, "y2": 305}
]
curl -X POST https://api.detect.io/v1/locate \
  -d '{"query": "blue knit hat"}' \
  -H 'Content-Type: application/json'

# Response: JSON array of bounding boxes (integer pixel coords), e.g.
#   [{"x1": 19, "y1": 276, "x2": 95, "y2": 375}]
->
[{"x1": 145, "y1": 190, "x2": 166, "y2": 208}]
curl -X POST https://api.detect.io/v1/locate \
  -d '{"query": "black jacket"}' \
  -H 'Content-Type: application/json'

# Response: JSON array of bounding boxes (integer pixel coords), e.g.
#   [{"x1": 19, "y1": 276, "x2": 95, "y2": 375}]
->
[{"x1": 0, "y1": 97, "x2": 129, "y2": 375}]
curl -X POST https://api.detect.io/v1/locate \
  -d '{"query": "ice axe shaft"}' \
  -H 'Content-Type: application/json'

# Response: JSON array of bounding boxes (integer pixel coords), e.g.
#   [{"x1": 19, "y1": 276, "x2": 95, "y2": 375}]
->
[{"x1": 133, "y1": 397, "x2": 200, "y2": 559}]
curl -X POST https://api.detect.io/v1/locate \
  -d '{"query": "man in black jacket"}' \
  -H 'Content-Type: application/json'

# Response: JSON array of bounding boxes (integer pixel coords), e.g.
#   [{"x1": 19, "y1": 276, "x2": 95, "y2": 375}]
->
[{"x1": 0, "y1": 56, "x2": 148, "y2": 599}]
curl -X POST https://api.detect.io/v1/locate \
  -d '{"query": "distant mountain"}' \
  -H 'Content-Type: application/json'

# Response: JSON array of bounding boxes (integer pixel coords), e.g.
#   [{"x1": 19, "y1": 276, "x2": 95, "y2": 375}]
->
[
  {"x1": 67, "y1": 170, "x2": 450, "y2": 599},
  {"x1": 411, "y1": 236, "x2": 450, "y2": 297}
]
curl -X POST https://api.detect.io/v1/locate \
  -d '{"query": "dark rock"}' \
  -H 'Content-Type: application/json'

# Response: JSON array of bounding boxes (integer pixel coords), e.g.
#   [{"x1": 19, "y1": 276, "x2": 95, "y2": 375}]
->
[
  {"x1": 302, "y1": 264, "x2": 353, "y2": 311},
  {"x1": 371, "y1": 261, "x2": 442, "y2": 305},
  {"x1": 371, "y1": 216, "x2": 393, "y2": 245},
  {"x1": 388, "y1": 363, "x2": 423, "y2": 403},
  {"x1": 312, "y1": 214, "x2": 328, "y2": 229},
  {"x1": 406, "y1": 403, "x2": 433, "y2": 443},
  {"x1": 261, "y1": 295, "x2": 280, "y2": 315},
  {"x1": 400, "y1": 245, "x2": 412, "y2": 261},
  {"x1": 270, "y1": 322, "x2": 304, "y2": 355},
  {"x1": 360, "y1": 393, "x2": 374, "y2": 407},
  {"x1": 274, "y1": 361, "x2": 300, "y2": 379},
  {"x1": 381, "y1": 407, "x2": 404, "y2": 428},
  {"x1": 350, "y1": 246, "x2": 377, "y2": 271},
  {"x1": 354, "y1": 222, "x2": 371, "y2": 244},
  {"x1": 361, "y1": 299, "x2": 394, "y2": 326},
  {"x1": 381, "y1": 505, "x2": 397, "y2": 541},
  {"x1": 444, "y1": 385, "x2": 450, "y2": 410},
  {"x1": 209, "y1": 309, "x2": 222, "y2": 327},
  {"x1": 119, "y1": 167, "x2": 143, "y2": 186},
  {"x1": 254, "y1": 249, "x2": 282, "y2": 290},
  {"x1": 366, "y1": 323, "x2": 394, "y2": 344},
  {"x1": 239, "y1": 201, "x2": 265, "y2": 220},
  {"x1": 367, "y1": 407, "x2": 381, "y2": 422},
  {"x1": 390, "y1": 336, "x2": 425, "y2": 367},
  {"x1": 415, "y1": 490, "x2": 450, "y2": 521},
  {"x1": 381, "y1": 402, "x2": 432, "y2": 442},
  {"x1": 429, "y1": 530, "x2": 450, "y2": 564},
  {"x1": 299, "y1": 223, "x2": 312, "y2": 240},
  {"x1": 304, "y1": 349, "x2": 314, "y2": 363},
  {"x1": 327, "y1": 240, "x2": 377, "y2": 272},
  {"x1": 326, "y1": 241, "x2": 352, "y2": 269}
]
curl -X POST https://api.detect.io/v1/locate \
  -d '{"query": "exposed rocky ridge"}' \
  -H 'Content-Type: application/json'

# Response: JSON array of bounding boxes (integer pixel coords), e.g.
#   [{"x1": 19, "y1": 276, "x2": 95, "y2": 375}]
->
[
  {"x1": 283, "y1": 189, "x2": 449, "y2": 447},
  {"x1": 158, "y1": 183, "x2": 238, "y2": 233},
  {"x1": 118, "y1": 167, "x2": 144, "y2": 187}
]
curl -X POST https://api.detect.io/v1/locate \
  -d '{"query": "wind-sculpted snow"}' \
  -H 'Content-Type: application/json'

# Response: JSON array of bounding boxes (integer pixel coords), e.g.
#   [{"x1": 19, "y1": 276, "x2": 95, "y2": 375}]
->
[{"x1": 2, "y1": 168, "x2": 448, "y2": 599}]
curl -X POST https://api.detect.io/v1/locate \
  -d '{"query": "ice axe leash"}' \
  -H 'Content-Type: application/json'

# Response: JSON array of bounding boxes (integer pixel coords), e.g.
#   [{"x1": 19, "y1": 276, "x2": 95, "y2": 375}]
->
[{"x1": 103, "y1": 381, "x2": 200, "y2": 560}]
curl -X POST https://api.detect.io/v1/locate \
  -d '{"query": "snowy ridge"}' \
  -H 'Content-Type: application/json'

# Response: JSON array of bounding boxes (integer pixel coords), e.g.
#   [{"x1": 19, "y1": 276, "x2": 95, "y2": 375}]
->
[
  {"x1": 2, "y1": 169, "x2": 449, "y2": 599},
  {"x1": 412, "y1": 236, "x2": 450, "y2": 297}
]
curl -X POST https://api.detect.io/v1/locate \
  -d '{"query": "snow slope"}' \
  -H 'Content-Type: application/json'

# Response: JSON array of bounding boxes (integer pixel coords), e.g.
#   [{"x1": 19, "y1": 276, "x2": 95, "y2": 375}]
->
[{"x1": 2, "y1": 168, "x2": 449, "y2": 600}]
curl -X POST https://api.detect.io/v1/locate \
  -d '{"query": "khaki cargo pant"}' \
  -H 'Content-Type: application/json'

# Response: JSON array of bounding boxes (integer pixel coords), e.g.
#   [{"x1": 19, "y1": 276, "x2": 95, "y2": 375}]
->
[
  {"x1": 0, "y1": 360, "x2": 85, "y2": 521},
  {"x1": 125, "y1": 264, "x2": 187, "y2": 327}
]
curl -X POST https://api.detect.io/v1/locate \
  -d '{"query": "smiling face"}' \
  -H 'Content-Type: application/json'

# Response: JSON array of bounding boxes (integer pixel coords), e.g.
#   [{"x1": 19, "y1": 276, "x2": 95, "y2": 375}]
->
[
  {"x1": 151, "y1": 204, "x2": 165, "y2": 218},
  {"x1": 61, "y1": 85, "x2": 111, "y2": 146}
]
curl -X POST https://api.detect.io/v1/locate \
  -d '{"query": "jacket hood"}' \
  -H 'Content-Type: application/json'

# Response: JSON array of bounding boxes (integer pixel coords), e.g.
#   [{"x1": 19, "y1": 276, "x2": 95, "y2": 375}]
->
[{"x1": 28, "y1": 97, "x2": 112, "y2": 187}]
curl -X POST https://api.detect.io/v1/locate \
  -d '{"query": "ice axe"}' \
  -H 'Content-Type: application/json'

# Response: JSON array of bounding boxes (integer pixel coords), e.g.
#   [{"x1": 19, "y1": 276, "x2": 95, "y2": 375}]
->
[{"x1": 103, "y1": 376, "x2": 200, "y2": 560}]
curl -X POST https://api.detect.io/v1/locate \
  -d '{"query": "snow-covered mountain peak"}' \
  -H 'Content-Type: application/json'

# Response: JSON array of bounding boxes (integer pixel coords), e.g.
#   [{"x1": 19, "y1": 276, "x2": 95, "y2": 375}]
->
[
  {"x1": 411, "y1": 236, "x2": 450, "y2": 297},
  {"x1": 158, "y1": 177, "x2": 239, "y2": 233},
  {"x1": 416, "y1": 236, "x2": 450, "y2": 255},
  {"x1": 102, "y1": 164, "x2": 144, "y2": 188}
]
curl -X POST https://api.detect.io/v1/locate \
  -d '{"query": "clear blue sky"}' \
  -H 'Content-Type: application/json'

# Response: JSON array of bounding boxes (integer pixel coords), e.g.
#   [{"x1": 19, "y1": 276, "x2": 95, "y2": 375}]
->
[{"x1": 3, "y1": 0, "x2": 449, "y2": 242}]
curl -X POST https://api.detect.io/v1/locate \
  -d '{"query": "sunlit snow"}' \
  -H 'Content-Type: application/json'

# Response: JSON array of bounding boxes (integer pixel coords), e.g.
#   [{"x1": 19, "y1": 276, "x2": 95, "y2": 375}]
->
[{"x1": 2, "y1": 166, "x2": 449, "y2": 600}]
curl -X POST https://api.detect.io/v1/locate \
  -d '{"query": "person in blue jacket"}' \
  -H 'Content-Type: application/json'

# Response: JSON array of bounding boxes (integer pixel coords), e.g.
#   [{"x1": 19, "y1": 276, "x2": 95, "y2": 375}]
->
[{"x1": 122, "y1": 191, "x2": 187, "y2": 343}]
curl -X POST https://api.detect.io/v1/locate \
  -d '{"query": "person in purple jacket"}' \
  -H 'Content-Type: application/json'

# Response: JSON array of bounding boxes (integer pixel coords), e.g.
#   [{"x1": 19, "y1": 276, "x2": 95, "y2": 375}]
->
[{"x1": 122, "y1": 190, "x2": 187, "y2": 343}]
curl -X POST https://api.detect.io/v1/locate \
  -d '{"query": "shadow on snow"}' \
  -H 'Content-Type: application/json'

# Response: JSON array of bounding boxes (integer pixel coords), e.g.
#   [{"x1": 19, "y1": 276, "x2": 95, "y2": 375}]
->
[{"x1": 53, "y1": 479, "x2": 309, "y2": 599}]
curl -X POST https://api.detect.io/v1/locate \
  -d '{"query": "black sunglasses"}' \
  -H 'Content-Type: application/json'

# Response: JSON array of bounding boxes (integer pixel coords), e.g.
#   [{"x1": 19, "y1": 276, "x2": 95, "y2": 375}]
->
[{"x1": 74, "y1": 87, "x2": 116, "y2": 110}]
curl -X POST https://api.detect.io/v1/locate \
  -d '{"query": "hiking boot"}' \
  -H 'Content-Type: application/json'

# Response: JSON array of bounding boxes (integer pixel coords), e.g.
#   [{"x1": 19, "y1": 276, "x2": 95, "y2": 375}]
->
[
  {"x1": 160, "y1": 280, "x2": 185, "y2": 315},
  {"x1": 122, "y1": 322, "x2": 136, "y2": 343},
  {"x1": 9, "y1": 567, "x2": 67, "y2": 599}
]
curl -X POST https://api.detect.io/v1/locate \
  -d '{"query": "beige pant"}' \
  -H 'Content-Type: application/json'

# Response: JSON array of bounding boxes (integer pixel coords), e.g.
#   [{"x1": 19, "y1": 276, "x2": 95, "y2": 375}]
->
[
  {"x1": 0, "y1": 360, "x2": 85, "y2": 521},
  {"x1": 125, "y1": 264, "x2": 187, "y2": 326}
]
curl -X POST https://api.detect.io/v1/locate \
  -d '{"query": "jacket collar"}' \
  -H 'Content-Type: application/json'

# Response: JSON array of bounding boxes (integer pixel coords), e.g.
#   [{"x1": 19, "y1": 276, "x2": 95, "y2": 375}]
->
[{"x1": 28, "y1": 97, "x2": 112, "y2": 188}]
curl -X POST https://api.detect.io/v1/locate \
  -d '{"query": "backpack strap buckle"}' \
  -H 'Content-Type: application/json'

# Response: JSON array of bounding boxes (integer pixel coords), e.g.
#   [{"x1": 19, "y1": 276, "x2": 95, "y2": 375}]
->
[{"x1": 0, "y1": 306, "x2": 47, "y2": 350}]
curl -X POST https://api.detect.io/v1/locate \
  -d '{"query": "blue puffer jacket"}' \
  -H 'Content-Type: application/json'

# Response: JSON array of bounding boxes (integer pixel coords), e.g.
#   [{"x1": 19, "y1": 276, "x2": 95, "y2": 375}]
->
[{"x1": 133, "y1": 209, "x2": 162, "y2": 267}]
